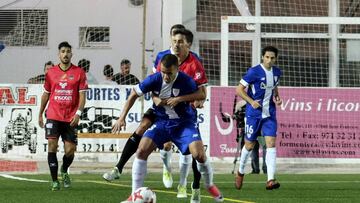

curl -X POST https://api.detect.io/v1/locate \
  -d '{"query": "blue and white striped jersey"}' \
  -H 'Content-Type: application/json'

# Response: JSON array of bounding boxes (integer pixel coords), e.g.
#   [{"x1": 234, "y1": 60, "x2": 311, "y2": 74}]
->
[
  {"x1": 240, "y1": 64, "x2": 282, "y2": 118},
  {"x1": 134, "y1": 71, "x2": 198, "y2": 121}
]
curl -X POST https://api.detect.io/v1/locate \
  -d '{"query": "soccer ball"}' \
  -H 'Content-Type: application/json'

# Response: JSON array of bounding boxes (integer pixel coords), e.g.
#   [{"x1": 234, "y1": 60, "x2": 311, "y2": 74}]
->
[{"x1": 132, "y1": 187, "x2": 157, "y2": 203}]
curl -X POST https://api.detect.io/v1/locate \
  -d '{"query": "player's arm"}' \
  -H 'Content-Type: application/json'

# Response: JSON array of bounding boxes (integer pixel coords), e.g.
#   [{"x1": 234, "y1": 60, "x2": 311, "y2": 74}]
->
[
  {"x1": 38, "y1": 92, "x2": 50, "y2": 128},
  {"x1": 193, "y1": 85, "x2": 207, "y2": 108},
  {"x1": 236, "y1": 83, "x2": 261, "y2": 109},
  {"x1": 167, "y1": 87, "x2": 206, "y2": 108},
  {"x1": 273, "y1": 86, "x2": 282, "y2": 106},
  {"x1": 70, "y1": 91, "x2": 86, "y2": 127},
  {"x1": 112, "y1": 89, "x2": 140, "y2": 133}
]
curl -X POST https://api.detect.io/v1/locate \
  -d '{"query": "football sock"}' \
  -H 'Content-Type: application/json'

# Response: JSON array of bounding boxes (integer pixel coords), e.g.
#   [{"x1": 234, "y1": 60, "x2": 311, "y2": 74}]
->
[
  {"x1": 132, "y1": 157, "x2": 147, "y2": 193},
  {"x1": 192, "y1": 157, "x2": 201, "y2": 189},
  {"x1": 160, "y1": 149, "x2": 172, "y2": 172},
  {"x1": 178, "y1": 154, "x2": 192, "y2": 186},
  {"x1": 116, "y1": 132, "x2": 142, "y2": 173},
  {"x1": 197, "y1": 159, "x2": 213, "y2": 188},
  {"x1": 238, "y1": 146, "x2": 252, "y2": 174},
  {"x1": 62, "y1": 154, "x2": 74, "y2": 173},
  {"x1": 48, "y1": 152, "x2": 58, "y2": 181},
  {"x1": 266, "y1": 147, "x2": 276, "y2": 181}
]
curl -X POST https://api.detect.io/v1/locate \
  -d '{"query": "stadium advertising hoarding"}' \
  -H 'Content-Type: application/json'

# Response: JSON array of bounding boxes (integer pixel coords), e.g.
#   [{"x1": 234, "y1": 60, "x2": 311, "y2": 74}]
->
[
  {"x1": 210, "y1": 86, "x2": 360, "y2": 158},
  {"x1": 0, "y1": 84, "x2": 208, "y2": 163}
]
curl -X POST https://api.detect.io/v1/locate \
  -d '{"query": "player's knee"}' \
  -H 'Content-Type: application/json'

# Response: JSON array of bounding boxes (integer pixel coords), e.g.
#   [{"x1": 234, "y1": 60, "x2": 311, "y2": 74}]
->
[
  {"x1": 193, "y1": 152, "x2": 206, "y2": 163},
  {"x1": 179, "y1": 154, "x2": 192, "y2": 165},
  {"x1": 47, "y1": 140, "x2": 58, "y2": 152},
  {"x1": 135, "y1": 118, "x2": 153, "y2": 135},
  {"x1": 163, "y1": 142, "x2": 172, "y2": 151}
]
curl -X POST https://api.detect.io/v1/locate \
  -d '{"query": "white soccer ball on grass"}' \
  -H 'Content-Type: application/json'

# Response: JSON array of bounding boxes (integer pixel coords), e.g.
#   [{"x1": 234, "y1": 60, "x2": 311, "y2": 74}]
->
[{"x1": 132, "y1": 187, "x2": 156, "y2": 203}]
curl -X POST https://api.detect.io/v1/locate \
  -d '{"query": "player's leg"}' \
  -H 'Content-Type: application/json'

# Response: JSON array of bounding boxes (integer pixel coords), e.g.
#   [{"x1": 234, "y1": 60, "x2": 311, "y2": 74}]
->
[
  {"x1": 122, "y1": 121, "x2": 167, "y2": 203},
  {"x1": 189, "y1": 140, "x2": 223, "y2": 202},
  {"x1": 235, "y1": 117, "x2": 260, "y2": 190},
  {"x1": 61, "y1": 122, "x2": 78, "y2": 188},
  {"x1": 262, "y1": 117, "x2": 280, "y2": 190},
  {"x1": 191, "y1": 156, "x2": 201, "y2": 202},
  {"x1": 250, "y1": 140, "x2": 260, "y2": 174},
  {"x1": 45, "y1": 119, "x2": 60, "y2": 191},
  {"x1": 103, "y1": 109, "x2": 155, "y2": 181},
  {"x1": 176, "y1": 153, "x2": 191, "y2": 198},
  {"x1": 160, "y1": 141, "x2": 173, "y2": 188}
]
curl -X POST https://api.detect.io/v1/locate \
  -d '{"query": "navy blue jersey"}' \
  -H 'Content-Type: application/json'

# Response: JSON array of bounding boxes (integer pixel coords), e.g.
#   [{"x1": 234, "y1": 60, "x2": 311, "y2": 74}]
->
[
  {"x1": 134, "y1": 71, "x2": 198, "y2": 122},
  {"x1": 240, "y1": 64, "x2": 282, "y2": 118}
]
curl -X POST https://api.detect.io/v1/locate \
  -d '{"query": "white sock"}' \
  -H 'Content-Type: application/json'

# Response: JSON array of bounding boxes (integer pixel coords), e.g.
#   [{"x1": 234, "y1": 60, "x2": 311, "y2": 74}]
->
[
  {"x1": 197, "y1": 159, "x2": 213, "y2": 188},
  {"x1": 132, "y1": 157, "x2": 147, "y2": 193},
  {"x1": 178, "y1": 154, "x2": 192, "y2": 186},
  {"x1": 160, "y1": 149, "x2": 172, "y2": 172},
  {"x1": 266, "y1": 147, "x2": 276, "y2": 181},
  {"x1": 238, "y1": 146, "x2": 252, "y2": 174}
]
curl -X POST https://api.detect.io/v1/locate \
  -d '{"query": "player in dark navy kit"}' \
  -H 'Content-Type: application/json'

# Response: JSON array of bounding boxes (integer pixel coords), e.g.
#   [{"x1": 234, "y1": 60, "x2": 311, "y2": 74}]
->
[
  {"x1": 116, "y1": 54, "x2": 223, "y2": 203},
  {"x1": 235, "y1": 45, "x2": 282, "y2": 190},
  {"x1": 38, "y1": 41, "x2": 88, "y2": 191}
]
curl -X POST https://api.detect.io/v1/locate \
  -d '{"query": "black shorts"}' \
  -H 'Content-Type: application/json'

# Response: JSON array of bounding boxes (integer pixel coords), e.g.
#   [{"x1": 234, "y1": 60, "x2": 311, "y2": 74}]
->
[
  {"x1": 143, "y1": 108, "x2": 156, "y2": 123},
  {"x1": 45, "y1": 119, "x2": 78, "y2": 145}
]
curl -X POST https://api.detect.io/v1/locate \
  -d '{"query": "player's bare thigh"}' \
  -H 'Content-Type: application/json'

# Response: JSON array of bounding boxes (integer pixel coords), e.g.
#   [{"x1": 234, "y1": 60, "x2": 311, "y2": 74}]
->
[{"x1": 136, "y1": 137, "x2": 157, "y2": 160}]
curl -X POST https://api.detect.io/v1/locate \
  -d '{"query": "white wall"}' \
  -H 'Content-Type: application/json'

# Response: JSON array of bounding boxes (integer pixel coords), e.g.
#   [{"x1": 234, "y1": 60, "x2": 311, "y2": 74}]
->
[{"x1": 0, "y1": 0, "x2": 163, "y2": 83}]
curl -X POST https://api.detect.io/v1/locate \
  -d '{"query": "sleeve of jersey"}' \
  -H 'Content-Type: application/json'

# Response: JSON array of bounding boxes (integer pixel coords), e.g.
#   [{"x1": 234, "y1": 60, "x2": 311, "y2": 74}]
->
[
  {"x1": 134, "y1": 75, "x2": 153, "y2": 96},
  {"x1": 79, "y1": 71, "x2": 89, "y2": 91},
  {"x1": 193, "y1": 61, "x2": 208, "y2": 87},
  {"x1": 152, "y1": 54, "x2": 161, "y2": 73},
  {"x1": 240, "y1": 68, "x2": 255, "y2": 87},
  {"x1": 43, "y1": 73, "x2": 51, "y2": 93}
]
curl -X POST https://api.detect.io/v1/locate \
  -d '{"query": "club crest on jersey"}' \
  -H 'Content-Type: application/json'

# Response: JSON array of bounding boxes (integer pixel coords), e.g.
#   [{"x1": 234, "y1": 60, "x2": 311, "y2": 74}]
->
[
  {"x1": 59, "y1": 82, "x2": 67, "y2": 89},
  {"x1": 69, "y1": 75, "x2": 74, "y2": 80},
  {"x1": 172, "y1": 88, "x2": 180, "y2": 96}
]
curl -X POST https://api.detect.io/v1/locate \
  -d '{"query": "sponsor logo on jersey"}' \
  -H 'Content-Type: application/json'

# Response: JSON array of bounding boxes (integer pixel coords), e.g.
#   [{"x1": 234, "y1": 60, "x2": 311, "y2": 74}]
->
[{"x1": 59, "y1": 82, "x2": 67, "y2": 89}]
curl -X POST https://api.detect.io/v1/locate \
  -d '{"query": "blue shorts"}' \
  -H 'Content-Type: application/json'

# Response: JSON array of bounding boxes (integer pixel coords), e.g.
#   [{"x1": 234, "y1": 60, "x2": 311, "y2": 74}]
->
[
  {"x1": 244, "y1": 116, "x2": 277, "y2": 141},
  {"x1": 143, "y1": 119, "x2": 202, "y2": 155}
]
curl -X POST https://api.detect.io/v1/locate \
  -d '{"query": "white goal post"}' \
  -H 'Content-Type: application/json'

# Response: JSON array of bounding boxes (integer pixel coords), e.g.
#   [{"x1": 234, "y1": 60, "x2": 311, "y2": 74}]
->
[{"x1": 221, "y1": 16, "x2": 360, "y2": 87}]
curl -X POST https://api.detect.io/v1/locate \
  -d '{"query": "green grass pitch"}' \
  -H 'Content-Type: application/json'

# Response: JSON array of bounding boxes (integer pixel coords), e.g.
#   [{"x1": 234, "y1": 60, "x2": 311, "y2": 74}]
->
[{"x1": 1, "y1": 173, "x2": 360, "y2": 202}]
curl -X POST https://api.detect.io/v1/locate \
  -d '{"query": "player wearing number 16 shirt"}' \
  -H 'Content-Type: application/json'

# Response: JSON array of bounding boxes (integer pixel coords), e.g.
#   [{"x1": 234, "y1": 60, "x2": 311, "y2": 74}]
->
[
  {"x1": 235, "y1": 45, "x2": 283, "y2": 190},
  {"x1": 38, "y1": 41, "x2": 88, "y2": 191}
]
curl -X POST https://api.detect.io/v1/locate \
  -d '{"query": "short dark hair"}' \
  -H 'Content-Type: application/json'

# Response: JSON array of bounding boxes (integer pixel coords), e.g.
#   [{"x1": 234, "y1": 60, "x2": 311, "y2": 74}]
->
[
  {"x1": 170, "y1": 24, "x2": 185, "y2": 35},
  {"x1": 78, "y1": 58, "x2": 90, "y2": 72},
  {"x1": 161, "y1": 54, "x2": 178, "y2": 69},
  {"x1": 44, "y1": 61, "x2": 54, "y2": 68},
  {"x1": 103, "y1": 64, "x2": 114, "y2": 77},
  {"x1": 262, "y1": 46, "x2": 279, "y2": 57},
  {"x1": 172, "y1": 28, "x2": 193, "y2": 45},
  {"x1": 58, "y1": 41, "x2": 72, "y2": 50},
  {"x1": 121, "y1": 59, "x2": 131, "y2": 66}
]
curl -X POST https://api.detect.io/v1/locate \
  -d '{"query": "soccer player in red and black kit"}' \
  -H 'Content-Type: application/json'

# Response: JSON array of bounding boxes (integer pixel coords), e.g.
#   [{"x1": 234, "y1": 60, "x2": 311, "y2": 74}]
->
[{"x1": 38, "y1": 41, "x2": 88, "y2": 191}]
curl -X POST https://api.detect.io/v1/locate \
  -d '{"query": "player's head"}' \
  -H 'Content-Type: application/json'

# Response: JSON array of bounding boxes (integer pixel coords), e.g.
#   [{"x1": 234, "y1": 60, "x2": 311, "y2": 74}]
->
[
  {"x1": 261, "y1": 46, "x2": 278, "y2": 68},
  {"x1": 160, "y1": 54, "x2": 178, "y2": 83},
  {"x1": 171, "y1": 28, "x2": 192, "y2": 57},
  {"x1": 58, "y1": 41, "x2": 72, "y2": 65},
  {"x1": 78, "y1": 58, "x2": 90, "y2": 73},
  {"x1": 103, "y1": 64, "x2": 114, "y2": 78},
  {"x1": 120, "y1": 59, "x2": 131, "y2": 75},
  {"x1": 170, "y1": 24, "x2": 185, "y2": 36},
  {"x1": 44, "y1": 61, "x2": 54, "y2": 74}
]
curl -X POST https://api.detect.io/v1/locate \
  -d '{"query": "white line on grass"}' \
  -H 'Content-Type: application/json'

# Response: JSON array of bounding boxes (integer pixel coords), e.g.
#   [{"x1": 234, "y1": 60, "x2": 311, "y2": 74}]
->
[{"x1": 0, "y1": 174, "x2": 49, "y2": 183}]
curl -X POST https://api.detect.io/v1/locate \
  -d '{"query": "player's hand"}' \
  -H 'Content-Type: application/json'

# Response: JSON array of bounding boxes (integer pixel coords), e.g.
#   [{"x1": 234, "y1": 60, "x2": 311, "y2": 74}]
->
[
  {"x1": 167, "y1": 97, "x2": 181, "y2": 108},
  {"x1": 193, "y1": 100, "x2": 205, "y2": 109},
  {"x1": 38, "y1": 115, "x2": 44, "y2": 128},
  {"x1": 251, "y1": 100, "x2": 261, "y2": 109},
  {"x1": 112, "y1": 119, "x2": 126, "y2": 134},
  {"x1": 153, "y1": 96, "x2": 168, "y2": 106},
  {"x1": 274, "y1": 96, "x2": 282, "y2": 106},
  {"x1": 70, "y1": 115, "x2": 80, "y2": 127}
]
